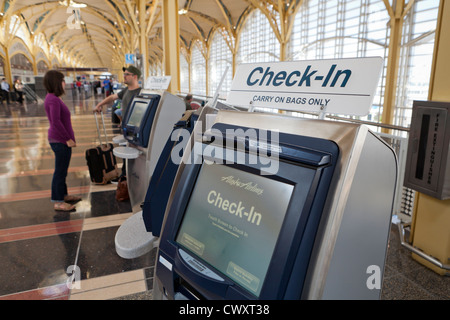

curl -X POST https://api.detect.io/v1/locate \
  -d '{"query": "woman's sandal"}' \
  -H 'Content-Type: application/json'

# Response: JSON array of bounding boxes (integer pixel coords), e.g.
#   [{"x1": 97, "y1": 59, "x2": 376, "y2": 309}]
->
[
  {"x1": 64, "y1": 195, "x2": 82, "y2": 203},
  {"x1": 54, "y1": 202, "x2": 76, "y2": 212}
]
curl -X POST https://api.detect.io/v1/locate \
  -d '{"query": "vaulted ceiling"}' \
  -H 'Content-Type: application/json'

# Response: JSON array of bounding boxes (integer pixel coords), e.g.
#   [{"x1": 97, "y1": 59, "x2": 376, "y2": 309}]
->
[{"x1": 0, "y1": 0, "x2": 277, "y2": 71}]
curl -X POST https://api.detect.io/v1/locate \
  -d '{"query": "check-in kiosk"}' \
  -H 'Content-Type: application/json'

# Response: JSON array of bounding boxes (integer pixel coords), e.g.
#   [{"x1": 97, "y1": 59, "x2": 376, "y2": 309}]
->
[
  {"x1": 154, "y1": 112, "x2": 397, "y2": 300},
  {"x1": 113, "y1": 90, "x2": 185, "y2": 259},
  {"x1": 153, "y1": 58, "x2": 398, "y2": 299},
  {"x1": 113, "y1": 90, "x2": 185, "y2": 212},
  {"x1": 114, "y1": 68, "x2": 237, "y2": 259},
  {"x1": 122, "y1": 93, "x2": 160, "y2": 148},
  {"x1": 141, "y1": 102, "x2": 241, "y2": 236},
  {"x1": 116, "y1": 104, "x2": 240, "y2": 259}
]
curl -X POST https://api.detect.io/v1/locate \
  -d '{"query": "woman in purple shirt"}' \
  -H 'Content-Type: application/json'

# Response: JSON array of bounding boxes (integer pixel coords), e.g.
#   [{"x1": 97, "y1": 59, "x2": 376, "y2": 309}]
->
[{"x1": 44, "y1": 70, "x2": 81, "y2": 211}]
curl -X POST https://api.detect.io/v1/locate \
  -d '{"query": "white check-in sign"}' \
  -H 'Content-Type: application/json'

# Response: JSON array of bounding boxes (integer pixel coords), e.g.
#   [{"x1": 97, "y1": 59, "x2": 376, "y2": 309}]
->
[
  {"x1": 226, "y1": 57, "x2": 383, "y2": 116},
  {"x1": 145, "y1": 76, "x2": 172, "y2": 90}
]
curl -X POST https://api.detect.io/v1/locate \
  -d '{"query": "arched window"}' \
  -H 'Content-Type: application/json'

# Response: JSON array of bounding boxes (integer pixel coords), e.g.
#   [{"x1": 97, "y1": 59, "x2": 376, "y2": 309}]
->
[
  {"x1": 289, "y1": 0, "x2": 439, "y2": 128},
  {"x1": 179, "y1": 49, "x2": 190, "y2": 94},
  {"x1": 149, "y1": 59, "x2": 163, "y2": 76},
  {"x1": 37, "y1": 60, "x2": 49, "y2": 75},
  {"x1": 191, "y1": 41, "x2": 206, "y2": 97},
  {"x1": 394, "y1": 0, "x2": 440, "y2": 130},
  {"x1": 0, "y1": 56, "x2": 4, "y2": 77},
  {"x1": 11, "y1": 53, "x2": 34, "y2": 78},
  {"x1": 10, "y1": 15, "x2": 29, "y2": 44},
  {"x1": 237, "y1": 9, "x2": 280, "y2": 64},
  {"x1": 208, "y1": 31, "x2": 233, "y2": 99},
  {"x1": 290, "y1": 0, "x2": 390, "y2": 123}
]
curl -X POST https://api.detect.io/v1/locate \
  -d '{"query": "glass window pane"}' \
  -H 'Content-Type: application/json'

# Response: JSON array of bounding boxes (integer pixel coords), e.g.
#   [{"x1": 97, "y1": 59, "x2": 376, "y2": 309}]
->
[
  {"x1": 208, "y1": 31, "x2": 233, "y2": 99},
  {"x1": 237, "y1": 9, "x2": 280, "y2": 64},
  {"x1": 394, "y1": 0, "x2": 439, "y2": 129},
  {"x1": 191, "y1": 42, "x2": 206, "y2": 97}
]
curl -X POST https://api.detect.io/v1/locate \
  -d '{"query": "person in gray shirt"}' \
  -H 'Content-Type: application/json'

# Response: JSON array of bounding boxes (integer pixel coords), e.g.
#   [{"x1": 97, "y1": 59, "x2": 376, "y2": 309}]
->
[
  {"x1": 94, "y1": 66, "x2": 142, "y2": 179},
  {"x1": 94, "y1": 65, "x2": 142, "y2": 121}
]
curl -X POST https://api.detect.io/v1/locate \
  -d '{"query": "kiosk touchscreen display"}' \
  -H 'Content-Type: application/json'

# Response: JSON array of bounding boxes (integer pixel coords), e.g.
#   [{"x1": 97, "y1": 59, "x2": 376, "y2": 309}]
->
[
  {"x1": 126, "y1": 101, "x2": 148, "y2": 128},
  {"x1": 176, "y1": 163, "x2": 294, "y2": 297}
]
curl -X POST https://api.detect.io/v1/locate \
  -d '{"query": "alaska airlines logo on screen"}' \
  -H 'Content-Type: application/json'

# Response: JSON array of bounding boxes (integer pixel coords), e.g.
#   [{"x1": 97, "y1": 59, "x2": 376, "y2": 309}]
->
[
  {"x1": 221, "y1": 176, "x2": 264, "y2": 196},
  {"x1": 227, "y1": 57, "x2": 384, "y2": 116}
]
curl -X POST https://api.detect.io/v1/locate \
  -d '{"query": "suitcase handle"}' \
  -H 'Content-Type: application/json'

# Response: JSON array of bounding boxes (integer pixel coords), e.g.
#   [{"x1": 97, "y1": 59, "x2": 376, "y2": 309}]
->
[{"x1": 94, "y1": 111, "x2": 109, "y2": 146}]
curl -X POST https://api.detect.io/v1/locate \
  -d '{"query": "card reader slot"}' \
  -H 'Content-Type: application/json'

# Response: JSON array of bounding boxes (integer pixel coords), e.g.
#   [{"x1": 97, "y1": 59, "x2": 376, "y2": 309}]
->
[
  {"x1": 174, "y1": 249, "x2": 232, "y2": 299},
  {"x1": 204, "y1": 124, "x2": 334, "y2": 167},
  {"x1": 176, "y1": 278, "x2": 204, "y2": 300},
  {"x1": 245, "y1": 138, "x2": 330, "y2": 165},
  {"x1": 203, "y1": 134, "x2": 331, "y2": 167},
  {"x1": 278, "y1": 144, "x2": 331, "y2": 166}
]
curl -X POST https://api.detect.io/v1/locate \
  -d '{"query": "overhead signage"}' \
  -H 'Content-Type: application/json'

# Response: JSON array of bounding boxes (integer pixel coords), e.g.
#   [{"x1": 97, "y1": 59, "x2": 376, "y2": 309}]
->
[
  {"x1": 144, "y1": 76, "x2": 172, "y2": 90},
  {"x1": 226, "y1": 57, "x2": 383, "y2": 116},
  {"x1": 125, "y1": 53, "x2": 135, "y2": 64}
]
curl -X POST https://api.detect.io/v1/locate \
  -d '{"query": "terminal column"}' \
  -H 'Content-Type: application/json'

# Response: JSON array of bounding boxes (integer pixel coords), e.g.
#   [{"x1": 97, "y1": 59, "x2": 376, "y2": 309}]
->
[
  {"x1": 2, "y1": 49, "x2": 13, "y2": 86},
  {"x1": 139, "y1": 0, "x2": 148, "y2": 81},
  {"x1": 410, "y1": 0, "x2": 450, "y2": 275},
  {"x1": 162, "y1": 0, "x2": 180, "y2": 94}
]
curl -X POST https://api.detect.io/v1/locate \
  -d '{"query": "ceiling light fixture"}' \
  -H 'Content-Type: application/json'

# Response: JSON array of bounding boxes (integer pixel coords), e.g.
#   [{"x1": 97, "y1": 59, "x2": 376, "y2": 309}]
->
[{"x1": 58, "y1": 0, "x2": 87, "y2": 8}]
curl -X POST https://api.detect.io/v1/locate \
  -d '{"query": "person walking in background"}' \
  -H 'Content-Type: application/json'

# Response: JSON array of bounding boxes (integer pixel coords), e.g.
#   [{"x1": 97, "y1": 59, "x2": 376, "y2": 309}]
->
[
  {"x1": 184, "y1": 93, "x2": 193, "y2": 111},
  {"x1": 14, "y1": 78, "x2": 24, "y2": 105},
  {"x1": 102, "y1": 77, "x2": 112, "y2": 97},
  {"x1": 1, "y1": 78, "x2": 11, "y2": 105},
  {"x1": 43, "y1": 70, "x2": 81, "y2": 211},
  {"x1": 76, "y1": 79, "x2": 82, "y2": 95}
]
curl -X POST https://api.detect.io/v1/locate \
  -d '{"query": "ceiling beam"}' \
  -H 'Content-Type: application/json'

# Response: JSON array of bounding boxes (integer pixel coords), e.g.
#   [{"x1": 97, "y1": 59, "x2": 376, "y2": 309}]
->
[{"x1": 124, "y1": 0, "x2": 140, "y2": 34}]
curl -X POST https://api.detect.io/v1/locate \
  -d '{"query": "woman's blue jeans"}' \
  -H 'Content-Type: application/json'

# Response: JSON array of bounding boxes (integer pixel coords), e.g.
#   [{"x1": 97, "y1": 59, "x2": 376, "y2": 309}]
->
[{"x1": 50, "y1": 143, "x2": 72, "y2": 202}]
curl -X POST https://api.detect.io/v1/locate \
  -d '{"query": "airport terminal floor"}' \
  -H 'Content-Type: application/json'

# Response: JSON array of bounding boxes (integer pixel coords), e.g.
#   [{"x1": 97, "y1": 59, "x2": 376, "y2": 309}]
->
[{"x1": 0, "y1": 92, "x2": 448, "y2": 300}]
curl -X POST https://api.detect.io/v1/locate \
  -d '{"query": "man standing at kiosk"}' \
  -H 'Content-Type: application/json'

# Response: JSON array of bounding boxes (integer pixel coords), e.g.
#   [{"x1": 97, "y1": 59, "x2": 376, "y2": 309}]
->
[
  {"x1": 94, "y1": 65, "x2": 141, "y2": 119},
  {"x1": 94, "y1": 66, "x2": 142, "y2": 180}
]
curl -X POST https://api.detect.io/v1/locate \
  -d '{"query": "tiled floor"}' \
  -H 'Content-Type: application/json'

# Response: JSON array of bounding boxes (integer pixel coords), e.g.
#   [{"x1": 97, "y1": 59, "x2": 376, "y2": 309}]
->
[
  {"x1": 381, "y1": 224, "x2": 450, "y2": 300},
  {"x1": 0, "y1": 92, "x2": 448, "y2": 300},
  {"x1": 0, "y1": 92, "x2": 156, "y2": 300}
]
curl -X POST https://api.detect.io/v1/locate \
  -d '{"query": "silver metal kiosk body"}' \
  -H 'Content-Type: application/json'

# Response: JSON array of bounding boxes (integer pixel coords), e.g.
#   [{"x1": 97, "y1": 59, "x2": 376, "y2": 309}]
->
[{"x1": 154, "y1": 110, "x2": 398, "y2": 300}]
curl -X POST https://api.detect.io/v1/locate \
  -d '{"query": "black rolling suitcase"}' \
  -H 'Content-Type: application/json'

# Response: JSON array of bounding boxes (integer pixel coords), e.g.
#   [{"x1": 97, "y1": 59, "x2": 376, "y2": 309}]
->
[{"x1": 85, "y1": 112, "x2": 120, "y2": 184}]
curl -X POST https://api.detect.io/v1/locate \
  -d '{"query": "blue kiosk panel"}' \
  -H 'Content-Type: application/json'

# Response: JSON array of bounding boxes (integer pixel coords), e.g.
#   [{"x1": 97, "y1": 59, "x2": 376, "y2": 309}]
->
[
  {"x1": 142, "y1": 111, "x2": 199, "y2": 236},
  {"x1": 122, "y1": 93, "x2": 161, "y2": 147},
  {"x1": 156, "y1": 123, "x2": 339, "y2": 300}
]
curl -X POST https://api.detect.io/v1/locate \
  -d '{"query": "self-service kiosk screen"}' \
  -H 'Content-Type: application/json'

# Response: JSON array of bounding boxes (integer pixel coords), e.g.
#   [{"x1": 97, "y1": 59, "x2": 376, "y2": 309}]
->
[
  {"x1": 126, "y1": 101, "x2": 148, "y2": 128},
  {"x1": 176, "y1": 163, "x2": 293, "y2": 297}
]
